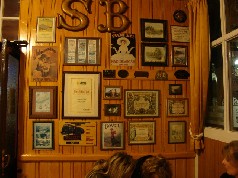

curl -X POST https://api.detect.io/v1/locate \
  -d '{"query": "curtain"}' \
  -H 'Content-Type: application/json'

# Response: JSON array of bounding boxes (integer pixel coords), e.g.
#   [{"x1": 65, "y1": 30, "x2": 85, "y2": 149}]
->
[{"x1": 187, "y1": 0, "x2": 210, "y2": 153}]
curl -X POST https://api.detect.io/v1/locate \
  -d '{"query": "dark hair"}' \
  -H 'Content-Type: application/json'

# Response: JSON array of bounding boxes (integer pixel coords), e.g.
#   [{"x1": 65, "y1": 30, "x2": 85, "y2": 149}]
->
[{"x1": 222, "y1": 140, "x2": 238, "y2": 166}]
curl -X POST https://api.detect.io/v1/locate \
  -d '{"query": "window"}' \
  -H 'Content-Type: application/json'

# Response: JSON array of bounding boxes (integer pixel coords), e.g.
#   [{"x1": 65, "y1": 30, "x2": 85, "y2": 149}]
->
[
  {"x1": 206, "y1": 0, "x2": 238, "y2": 141},
  {"x1": 0, "y1": 0, "x2": 20, "y2": 40}
]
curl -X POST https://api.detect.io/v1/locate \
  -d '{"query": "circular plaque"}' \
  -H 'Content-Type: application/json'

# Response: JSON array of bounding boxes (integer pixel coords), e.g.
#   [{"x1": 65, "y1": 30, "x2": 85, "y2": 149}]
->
[
  {"x1": 173, "y1": 10, "x2": 187, "y2": 23},
  {"x1": 118, "y1": 70, "x2": 129, "y2": 78}
]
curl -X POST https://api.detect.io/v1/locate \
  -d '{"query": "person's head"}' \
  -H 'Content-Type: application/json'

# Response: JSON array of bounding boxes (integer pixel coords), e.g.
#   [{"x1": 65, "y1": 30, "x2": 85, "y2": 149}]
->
[
  {"x1": 222, "y1": 140, "x2": 238, "y2": 176},
  {"x1": 85, "y1": 159, "x2": 109, "y2": 178},
  {"x1": 106, "y1": 152, "x2": 136, "y2": 178},
  {"x1": 141, "y1": 155, "x2": 172, "y2": 178}
]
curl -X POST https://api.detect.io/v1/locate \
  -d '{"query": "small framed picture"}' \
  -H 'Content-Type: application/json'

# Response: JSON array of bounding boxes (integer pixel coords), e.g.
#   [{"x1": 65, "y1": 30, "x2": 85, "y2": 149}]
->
[
  {"x1": 172, "y1": 45, "x2": 188, "y2": 66},
  {"x1": 168, "y1": 121, "x2": 186, "y2": 144},
  {"x1": 167, "y1": 98, "x2": 189, "y2": 117},
  {"x1": 29, "y1": 86, "x2": 57, "y2": 119},
  {"x1": 64, "y1": 37, "x2": 101, "y2": 65},
  {"x1": 141, "y1": 43, "x2": 168, "y2": 66},
  {"x1": 124, "y1": 90, "x2": 160, "y2": 118},
  {"x1": 128, "y1": 121, "x2": 155, "y2": 144},
  {"x1": 103, "y1": 86, "x2": 122, "y2": 100},
  {"x1": 171, "y1": 26, "x2": 189, "y2": 42},
  {"x1": 104, "y1": 104, "x2": 121, "y2": 116},
  {"x1": 36, "y1": 17, "x2": 56, "y2": 43},
  {"x1": 140, "y1": 18, "x2": 167, "y2": 42},
  {"x1": 33, "y1": 121, "x2": 54, "y2": 149},
  {"x1": 169, "y1": 84, "x2": 182, "y2": 95},
  {"x1": 101, "y1": 121, "x2": 125, "y2": 150}
]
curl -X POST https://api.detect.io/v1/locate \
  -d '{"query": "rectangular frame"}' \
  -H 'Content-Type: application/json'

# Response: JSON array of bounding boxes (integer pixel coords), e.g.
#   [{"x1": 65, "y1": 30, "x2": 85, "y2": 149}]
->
[
  {"x1": 36, "y1": 17, "x2": 56, "y2": 43},
  {"x1": 62, "y1": 72, "x2": 101, "y2": 119},
  {"x1": 124, "y1": 90, "x2": 160, "y2": 117},
  {"x1": 128, "y1": 121, "x2": 155, "y2": 144},
  {"x1": 104, "y1": 104, "x2": 121, "y2": 116},
  {"x1": 33, "y1": 121, "x2": 54, "y2": 149},
  {"x1": 64, "y1": 37, "x2": 101, "y2": 65},
  {"x1": 169, "y1": 84, "x2": 183, "y2": 95},
  {"x1": 171, "y1": 26, "x2": 189, "y2": 42},
  {"x1": 103, "y1": 86, "x2": 122, "y2": 100},
  {"x1": 29, "y1": 86, "x2": 57, "y2": 119},
  {"x1": 141, "y1": 43, "x2": 168, "y2": 66},
  {"x1": 167, "y1": 98, "x2": 189, "y2": 117},
  {"x1": 168, "y1": 121, "x2": 186, "y2": 144},
  {"x1": 172, "y1": 45, "x2": 188, "y2": 67},
  {"x1": 140, "y1": 18, "x2": 167, "y2": 42},
  {"x1": 101, "y1": 121, "x2": 125, "y2": 150}
]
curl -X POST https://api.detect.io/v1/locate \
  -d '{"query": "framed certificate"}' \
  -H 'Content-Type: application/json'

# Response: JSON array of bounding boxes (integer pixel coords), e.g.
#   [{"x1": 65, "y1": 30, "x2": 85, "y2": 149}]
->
[
  {"x1": 62, "y1": 72, "x2": 101, "y2": 119},
  {"x1": 36, "y1": 17, "x2": 56, "y2": 43}
]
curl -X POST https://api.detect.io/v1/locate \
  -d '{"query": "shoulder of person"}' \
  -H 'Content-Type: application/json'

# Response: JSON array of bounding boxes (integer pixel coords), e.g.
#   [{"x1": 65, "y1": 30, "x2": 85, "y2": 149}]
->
[{"x1": 220, "y1": 172, "x2": 235, "y2": 178}]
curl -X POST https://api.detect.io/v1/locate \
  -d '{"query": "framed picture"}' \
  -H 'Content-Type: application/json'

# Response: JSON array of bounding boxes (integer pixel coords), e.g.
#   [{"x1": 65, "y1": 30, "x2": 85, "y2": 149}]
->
[
  {"x1": 167, "y1": 98, "x2": 189, "y2": 117},
  {"x1": 141, "y1": 43, "x2": 168, "y2": 66},
  {"x1": 101, "y1": 121, "x2": 125, "y2": 150},
  {"x1": 31, "y1": 46, "x2": 58, "y2": 82},
  {"x1": 36, "y1": 17, "x2": 56, "y2": 43},
  {"x1": 124, "y1": 90, "x2": 160, "y2": 117},
  {"x1": 168, "y1": 121, "x2": 186, "y2": 144},
  {"x1": 33, "y1": 121, "x2": 54, "y2": 149},
  {"x1": 172, "y1": 45, "x2": 188, "y2": 66},
  {"x1": 104, "y1": 104, "x2": 121, "y2": 116},
  {"x1": 128, "y1": 121, "x2": 155, "y2": 144},
  {"x1": 171, "y1": 26, "x2": 189, "y2": 42},
  {"x1": 64, "y1": 37, "x2": 101, "y2": 65},
  {"x1": 29, "y1": 86, "x2": 57, "y2": 119},
  {"x1": 140, "y1": 18, "x2": 167, "y2": 42},
  {"x1": 169, "y1": 84, "x2": 183, "y2": 95},
  {"x1": 62, "y1": 72, "x2": 101, "y2": 119},
  {"x1": 103, "y1": 86, "x2": 122, "y2": 100}
]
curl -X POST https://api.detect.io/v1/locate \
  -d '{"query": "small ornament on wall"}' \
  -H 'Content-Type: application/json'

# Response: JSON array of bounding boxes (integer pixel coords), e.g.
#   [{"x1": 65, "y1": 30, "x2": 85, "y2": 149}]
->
[{"x1": 173, "y1": 10, "x2": 187, "y2": 23}]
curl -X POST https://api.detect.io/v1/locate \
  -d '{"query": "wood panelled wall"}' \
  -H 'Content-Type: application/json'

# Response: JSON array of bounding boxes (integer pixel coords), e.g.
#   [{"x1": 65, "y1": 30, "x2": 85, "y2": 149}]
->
[
  {"x1": 17, "y1": 0, "x2": 195, "y2": 177},
  {"x1": 198, "y1": 138, "x2": 227, "y2": 178}
]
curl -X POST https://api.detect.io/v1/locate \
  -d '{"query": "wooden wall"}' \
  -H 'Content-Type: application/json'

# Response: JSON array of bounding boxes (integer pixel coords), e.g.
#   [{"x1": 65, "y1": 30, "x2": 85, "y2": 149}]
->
[{"x1": 17, "y1": 0, "x2": 194, "y2": 177}]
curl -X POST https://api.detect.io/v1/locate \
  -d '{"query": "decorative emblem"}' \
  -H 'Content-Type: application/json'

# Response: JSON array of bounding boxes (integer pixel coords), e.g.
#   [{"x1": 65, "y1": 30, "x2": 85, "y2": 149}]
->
[
  {"x1": 155, "y1": 70, "x2": 168, "y2": 80},
  {"x1": 173, "y1": 10, "x2": 187, "y2": 23}
]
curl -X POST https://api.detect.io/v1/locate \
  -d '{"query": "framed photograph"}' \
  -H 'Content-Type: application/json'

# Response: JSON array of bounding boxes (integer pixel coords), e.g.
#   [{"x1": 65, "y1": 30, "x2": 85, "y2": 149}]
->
[
  {"x1": 128, "y1": 121, "x2": 155, "y2": 144},
  {"x1": 104, "y1": 104, "x2": 121, "y2": 116},
  {"x1": 141, "y1": 43, "x2": 168, "y2": 66},
  {"x1": 103, "y1": 86, "x2": 122, "y2": 100},
  {"x1": 169, "y1": 84, "x2": 182, "y2": 95},
  {"x1": 168, "y1": 121, "x2": 186, "y2": 144},
  {"x1": 140, "y1": 18, "x2": 167, "y2": 42},
  {"x1": 124, "y1": 90, "x2": 160, "y2": 118},
  {"x1": 36, "y1": 17, "x2": 56, "y2": 43},
  {"x1": 167, "y1": 98, "x2": 189, "y2": 117},
  {"x1": 172, "y1": 45, "x2": 188, "y2": 66},
  {"x1": 101, "y1": 121, "x2": 125, "y2": 150},
  {"x1": 33, "y1": 121, "x2": 54, "y2": 149},
  {"x1": 62, "y1": 72, "x2": 101, "y2": 119},
  {"x1": 64, "y1": 37, "x2": 101, "y2": 65},
  {"x1": 29, "y1": 86, "x2": 57, "y2": 119},
  {"x1": 31, "y1": 46, "x2": 58, "y2": 82},
  {"x1": 171, "y1": 26, "x2": 189, "y2": 42}
]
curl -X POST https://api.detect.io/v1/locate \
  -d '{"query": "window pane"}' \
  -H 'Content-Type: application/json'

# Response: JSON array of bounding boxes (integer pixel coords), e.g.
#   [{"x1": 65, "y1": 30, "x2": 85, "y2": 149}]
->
[
  {"x1": 225, "y1": 0, "x2": 238, "y2": 33},
  {"x1": 229, "y1": 37, "x2": 238, "y2": 131},
  {"x1": 208, "y1": 0, "x2": 221, "y2": 41},
  {"x1": 206, "y1": 45, "x2": 224, "y2": 128},
  {"x1": 2, "y1": 20, "x2": 19, "y2": 41},
  {"x1": 3, "y1": 0, "x2": 20, "y2": 17}
]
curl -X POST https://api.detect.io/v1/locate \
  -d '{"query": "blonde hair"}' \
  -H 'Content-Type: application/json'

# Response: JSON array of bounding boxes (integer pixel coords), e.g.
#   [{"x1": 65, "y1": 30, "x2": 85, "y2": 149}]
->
[
  {"x1": 141, "y1": 155, "x2": 172, "y2": 178},
  {"x1": 222, "y1": 140, "x2": 238, "y2": 166}
]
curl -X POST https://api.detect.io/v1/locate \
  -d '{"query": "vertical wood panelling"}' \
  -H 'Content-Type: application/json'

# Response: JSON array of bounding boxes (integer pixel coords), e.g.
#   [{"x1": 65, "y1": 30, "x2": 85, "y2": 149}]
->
[{"x1": 18, "y1": 0, "x2": 194, "y2": 177}]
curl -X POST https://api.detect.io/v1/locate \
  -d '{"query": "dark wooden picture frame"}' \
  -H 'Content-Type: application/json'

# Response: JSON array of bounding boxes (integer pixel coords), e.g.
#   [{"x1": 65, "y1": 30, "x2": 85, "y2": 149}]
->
[
  {"x1": 167, "y1": 98, "x2": 189, "y2": 117},
  {"x1": 124, "y1": 90, "x2": 160, "y2": 118},
  {"x1": 140, "y1": 18, "x2": 167, "y2": 42},
  {"x1": 33, "y1": 121, "x2": 54, "y2": 149},
  {"x1": 101, "y1": 121, "x2": 125, "y2": 150},
  {"x1": 29, "y1": 86, "x2": 57, "y2": 119},
  {"x1": 169, "y1": 84, "x2": 183, "y2": 95},
  {"x1": 64, "y1": 37, "x2": 101, "y2": 65},
  {"x1": 172, "y1": 45, "x2": 188, "y2": 67},
  {"x1": 104, "y1": 104, "x2": 121, "y2": 116},
  {"x1": 168, "y1": 121, "x2": 186, "y2": 144},
  {"x1": 128, "y1": 121, "x2": 156, "y2": 144},
  {"x1": 103, "y1": 86, "x2": 123, "y2": 100},
  {"x1": 141, "y1": 43, "x2": 168, "y2": 66}
]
